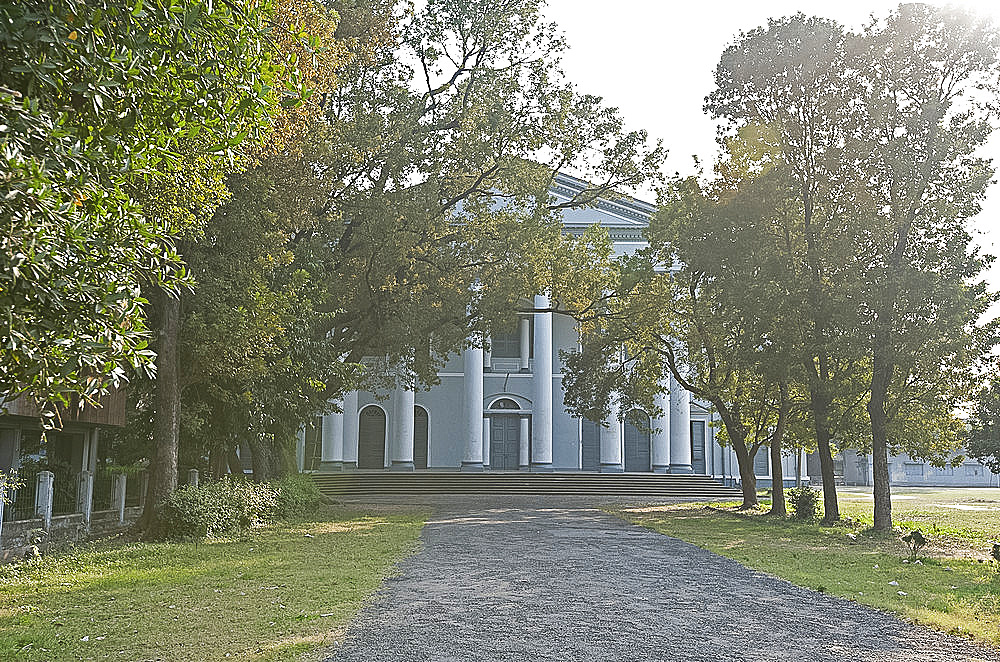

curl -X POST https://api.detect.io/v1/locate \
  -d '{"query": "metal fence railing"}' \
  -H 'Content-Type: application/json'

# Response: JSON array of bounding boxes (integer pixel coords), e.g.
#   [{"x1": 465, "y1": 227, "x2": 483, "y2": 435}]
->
[
  {"x1": 92, "y1": 473, "x2": 114, "y2": 512},
  {"x1": 5, "y1": 472, "x2": 39, "y2": 522},
  {"x1": 51, "y1": 471, "x2": 78, "y2": 516}
]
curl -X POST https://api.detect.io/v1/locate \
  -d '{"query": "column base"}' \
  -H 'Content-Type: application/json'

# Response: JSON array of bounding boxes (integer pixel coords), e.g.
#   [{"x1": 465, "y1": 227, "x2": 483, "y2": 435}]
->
[
  {"x1": 390, "y1": 461, "x2": 414, "y2": 471},
  {"x1": 519, "y1": 465, "x2": 529, "y2": 471},
  {"x1": 600, "y1": 463, "x2": 624, "y2": 473},
  {"x1": 652, "y1": 465, "x2": 670, "y2": 474},
  {"x1": 669, "y1": 464, "x2": 694, "y2": 474},
  {"x1": 461, "y1": 462, "x2": 484, "y2": 472},
  {"x1": 342, "y1": 462, "x2": 358, "y2": 471},
  {"x1": 318, "y1": 461, "x2": 343, "y2": 472},
  {"x1": 519, "y1": 367, "x2": 530, "y2": 373},
  {"x1": 530, "y1": 463, "x2": 554, "y2": 472}
]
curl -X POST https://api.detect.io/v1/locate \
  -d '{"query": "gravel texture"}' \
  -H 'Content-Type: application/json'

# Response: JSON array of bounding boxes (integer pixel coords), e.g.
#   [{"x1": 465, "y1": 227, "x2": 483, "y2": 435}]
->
[{"x1": 326, "y1": 498, "x2": 1000, "y2": 662}]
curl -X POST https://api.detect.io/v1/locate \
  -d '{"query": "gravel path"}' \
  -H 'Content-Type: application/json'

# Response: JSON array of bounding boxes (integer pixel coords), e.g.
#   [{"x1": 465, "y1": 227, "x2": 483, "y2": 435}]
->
[{"x1": 326, "y1": 499, "x2": 1000, "y2": 661}]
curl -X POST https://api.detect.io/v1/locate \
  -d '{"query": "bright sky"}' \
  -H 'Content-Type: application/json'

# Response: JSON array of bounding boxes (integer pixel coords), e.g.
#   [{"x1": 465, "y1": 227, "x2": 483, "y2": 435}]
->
[{"x1": 544, "y1": 0, "x2": 1000, "y2": 296}]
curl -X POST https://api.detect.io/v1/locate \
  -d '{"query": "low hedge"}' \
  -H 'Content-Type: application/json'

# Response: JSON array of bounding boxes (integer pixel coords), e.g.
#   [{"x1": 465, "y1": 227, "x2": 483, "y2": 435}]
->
[{"x1": 157, "y1": 474, "x2": 323, "y2": 541}]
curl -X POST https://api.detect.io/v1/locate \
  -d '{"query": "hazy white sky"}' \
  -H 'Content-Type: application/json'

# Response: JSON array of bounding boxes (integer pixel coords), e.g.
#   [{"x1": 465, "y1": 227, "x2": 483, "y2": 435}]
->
[{"x1": 544, "y1": 0, "x2": 1000, "y2": 289}]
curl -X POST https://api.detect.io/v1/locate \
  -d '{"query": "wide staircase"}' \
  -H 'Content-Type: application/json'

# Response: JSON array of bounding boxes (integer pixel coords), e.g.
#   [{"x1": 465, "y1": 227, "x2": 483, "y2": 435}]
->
[{"x1": 312, "y1": 471, "x2": 741, "y2": 499}]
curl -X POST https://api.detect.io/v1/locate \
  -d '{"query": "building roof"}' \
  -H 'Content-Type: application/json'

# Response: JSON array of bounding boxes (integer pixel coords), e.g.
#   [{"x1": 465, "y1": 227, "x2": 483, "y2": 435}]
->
[{"x1": 550, "y1": 173, "x2": 655, "y2": 242}]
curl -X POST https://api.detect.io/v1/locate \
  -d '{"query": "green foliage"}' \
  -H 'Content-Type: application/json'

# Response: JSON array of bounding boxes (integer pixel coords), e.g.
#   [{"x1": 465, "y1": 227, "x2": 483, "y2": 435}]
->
[
  {"x1": 272, "y1": 474, "x2": 324, "y2": 519},
  {"x1": 0, "y1": 471, "x2": 23, "y2": 505},
  {"x1": 157, "y1": 479, "x2": 280, "y2": 541},
  {"x1": 156, "y1": 475, "x2": 323, "y2": 540},
  {"x1": 786, "y1": 486, "x2": 821, "y2": 521},
  {"x1": 966, "y1": 382, "x2": 1000, "y2": 474},
  {"x1": 0, "y1": 0, "x2": 300, "y2": 412},
  {"x1": 902, "y1": 529, "x2": 928, "y2": 561}
]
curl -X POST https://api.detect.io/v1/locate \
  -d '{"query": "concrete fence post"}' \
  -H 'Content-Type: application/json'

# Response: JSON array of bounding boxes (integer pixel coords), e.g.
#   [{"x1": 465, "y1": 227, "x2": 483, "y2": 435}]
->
[
  {"x1": 0, "y1": 486, "x2": 6, "y2": 548},
  {"x1": 78, "y1": 471, "x2": 94, "y2": 525},
  {"x1": 188, "y1": 469, "x2": 199, "y2": 488},
  {"x1": 112, "y1": 474, "x2": 127, "y2": 525},
  {"x1": 35, "y1": 471, "x2": 54, "y2": 530}
]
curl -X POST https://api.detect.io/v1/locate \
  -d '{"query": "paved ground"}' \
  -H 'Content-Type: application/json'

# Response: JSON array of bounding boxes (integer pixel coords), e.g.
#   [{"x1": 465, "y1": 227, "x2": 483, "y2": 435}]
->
[{"x1": 326, "y1": 499, "x2": 1000, "y2": 662}]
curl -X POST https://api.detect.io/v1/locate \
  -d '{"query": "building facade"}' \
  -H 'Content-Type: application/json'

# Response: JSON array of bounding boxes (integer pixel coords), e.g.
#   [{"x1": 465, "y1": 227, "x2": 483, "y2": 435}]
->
[{"x1": 307, "y1": 174, "x2": 806, "y2": 481}]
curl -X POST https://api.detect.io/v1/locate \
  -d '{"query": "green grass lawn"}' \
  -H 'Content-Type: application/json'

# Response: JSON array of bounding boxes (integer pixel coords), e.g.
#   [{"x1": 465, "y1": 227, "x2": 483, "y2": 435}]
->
[
  {"x1": 0, "y1": 506, "x2": 427, "y2": 662},
  {"x1": 617, "y1": 488, "x2": 1000, "y2": 645}
]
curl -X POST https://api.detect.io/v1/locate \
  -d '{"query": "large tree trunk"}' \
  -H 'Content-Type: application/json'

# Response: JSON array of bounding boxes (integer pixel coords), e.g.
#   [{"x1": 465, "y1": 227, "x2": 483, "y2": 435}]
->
[
  {"x1": 805, "y1": 359, "x2": 840, "y2": 524},
  {"x1": 769, "y1": 380, "x2": 789, "y2": 517},
  {"x1": 869, "y1": 378, "x2": 893, "y2": 531},
  {"x1": 247, "y1": 435, "x2": 272, "y2": 482},
  {"x1": 226, "y1": 444, "x2": 244, "y2": 477},
  {"x1": 715, "y1": 404, "x2": 757, "y2": 509},
  {"x1": 140, "y1": 289, "x2": 181, "y2": 532}
]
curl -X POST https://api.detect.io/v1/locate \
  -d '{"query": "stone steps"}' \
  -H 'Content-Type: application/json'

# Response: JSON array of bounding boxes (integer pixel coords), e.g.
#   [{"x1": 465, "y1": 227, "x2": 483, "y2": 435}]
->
[{"x1": 312, "y1": 471, "x2": 741, "y2": 498}]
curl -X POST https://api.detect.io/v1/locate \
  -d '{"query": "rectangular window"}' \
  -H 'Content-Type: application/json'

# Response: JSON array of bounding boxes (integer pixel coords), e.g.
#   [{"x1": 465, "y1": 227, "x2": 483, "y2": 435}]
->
[
  {"x1": 490, "y1": 317, "x2": 532, "y2": 359},
  {"x1": 965, "y1": 463, "x2": 982, "y2": 476},
  {"x1": 904, "y1": 462, "x2": 924, "y2": 477},
  {"x1": 490, "y1": 329, "x2": 520, "y2": 358}
]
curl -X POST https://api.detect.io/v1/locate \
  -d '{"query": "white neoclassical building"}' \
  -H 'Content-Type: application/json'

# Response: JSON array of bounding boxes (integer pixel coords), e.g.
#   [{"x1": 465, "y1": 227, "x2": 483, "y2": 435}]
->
[{"x1": 305, "y1": 174, "x2": 806, "y2": 482}]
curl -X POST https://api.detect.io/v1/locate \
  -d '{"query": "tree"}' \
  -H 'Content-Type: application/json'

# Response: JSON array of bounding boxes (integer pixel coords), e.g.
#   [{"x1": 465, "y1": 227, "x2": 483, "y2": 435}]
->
[
  {"x1": 0, "y1": 0, "x2": 302, "y2": 416},
  {"x1": 856, "y1": 5, "x2": 999, "y2": 531},
  {"x1": 967, "y1": 382, "x2": 1000, "y2": 474},
  {"x1": 120, "y1": 0, "x2": 665, "y2": 489},
  {"x1": 705, "y1": 14, "x2": 874, "y2": 523},
  {"x1": 562, "y1": 171, "x2": 798, "y2": 510}
]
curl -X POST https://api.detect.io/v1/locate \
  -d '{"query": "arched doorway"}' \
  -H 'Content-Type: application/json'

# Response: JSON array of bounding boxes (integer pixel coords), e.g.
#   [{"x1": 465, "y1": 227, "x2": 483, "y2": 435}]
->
[
  {"x1": 489, "y1": 398, "x2": 520, "y2": 470},
  {"x1": 581, "y1": 420, "x2": 600, "y2": 471},
  {"x1": 414, "y1": 406, "x2": 429, "y2": 469},
  {"x1": 358, "y1": 405, "x2": 386, "y2": 469},
  {"x1": 624, "y1": 409, "x2": 651, "y2": 472}
]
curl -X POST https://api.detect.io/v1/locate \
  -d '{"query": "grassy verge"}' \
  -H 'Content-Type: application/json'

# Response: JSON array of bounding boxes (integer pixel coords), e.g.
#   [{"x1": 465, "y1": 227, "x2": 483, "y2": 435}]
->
[
  {"x1": 617, "y1": 489, "x2": 1000, "y2": 645},
  {"x1": 0, "y1": 505, "x2": 427, "y2": 662}
]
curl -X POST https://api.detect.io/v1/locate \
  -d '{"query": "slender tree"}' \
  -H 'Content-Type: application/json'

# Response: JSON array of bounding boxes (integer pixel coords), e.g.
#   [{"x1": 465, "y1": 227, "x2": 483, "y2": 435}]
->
[{"x1": 856, "y1": 5, "x2": 999, "y2": 531}]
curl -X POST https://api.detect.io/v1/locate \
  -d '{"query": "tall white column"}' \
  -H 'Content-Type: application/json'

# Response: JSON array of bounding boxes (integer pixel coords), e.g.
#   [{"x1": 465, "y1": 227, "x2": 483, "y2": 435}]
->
[
  {"x1": 518, "y1": 316, "x2": 531, "y2": 372},
  {"x1": 519, "y1": 415, "x2": 530, "y2": 469},
  {"x1": 531, "y1": 294, "x2": 553, "y2": 470},
  {"x1": 320, "y1": 399, "x2": 344, "y2": 471},
  {"x1": 462, "y1": 343, "x2": 485, "y2": 470},
  {"x1": 651, "y1": 387, "x2": 671, "y2": 473},
  {"x1": 600, "y1": 398, "x2": 623, "y2": 472},
  {"x1": 669, "y1": 374, "x2": 693, "y2": 473},
  {"x1": 391, "y1": 384, "x2": 415, "y2": 470},
  {"x1": 342, "y1": 391, "x2": 359, "y2": 470}
]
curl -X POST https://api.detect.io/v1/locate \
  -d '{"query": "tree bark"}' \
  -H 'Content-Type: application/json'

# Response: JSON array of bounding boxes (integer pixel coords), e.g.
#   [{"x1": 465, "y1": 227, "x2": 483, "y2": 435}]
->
[
  {"x1": 715, "y1": 404, "x2": 757, "y2": 509},
  {"x1": 140, "y1": 289, "x2": 181, "y2": 532},
  {"x1": 248, "y1": 435, "x2": 271, "y2": 482},
  {"x1": 769, "y1": 380, "x2": 789, "y2": 516},
  {"x1": 805, "y1": 360, "x2": 840, "y2": 523},
  {"x1": 226, "y1": 444, "x2": 244, "y2": 477}
]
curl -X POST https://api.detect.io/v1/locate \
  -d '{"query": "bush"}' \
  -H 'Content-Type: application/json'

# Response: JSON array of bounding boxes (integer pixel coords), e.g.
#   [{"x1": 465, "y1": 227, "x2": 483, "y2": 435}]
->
[
  {"x1": 157, "y1": 474, "x2": 323, "y2": 541},
  {"x1": 786, "y1": 486, "x2": 821, "y2": 521},
  {"x1": 158, "y1": 479, "x2": 279, "y2": 541},
  {"x1": 273, "y1": 474, "x2": 323, "y2": 519}
]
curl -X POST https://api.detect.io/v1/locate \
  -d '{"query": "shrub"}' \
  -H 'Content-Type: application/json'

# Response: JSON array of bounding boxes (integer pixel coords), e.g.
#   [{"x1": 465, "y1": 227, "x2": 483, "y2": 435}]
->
[
  {"x1": 902, "y1": 529, "x2": 928, "y2": 561},
  {"x1": 158, "y1": 478, "x2": 279, "y2": 541},
  {"x1": 273, "y1": 474, "x2": 323, "y2": 519},
  {"x1": 786, "y1": 486, "x2": 821, "y2": 521}
]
